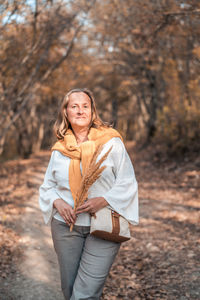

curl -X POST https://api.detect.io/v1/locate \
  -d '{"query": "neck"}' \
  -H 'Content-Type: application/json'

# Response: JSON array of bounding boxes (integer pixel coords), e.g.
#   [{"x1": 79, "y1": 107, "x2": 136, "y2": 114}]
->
[{"x1": 72, "y1": 127, "x2": 89, "y2": 145}]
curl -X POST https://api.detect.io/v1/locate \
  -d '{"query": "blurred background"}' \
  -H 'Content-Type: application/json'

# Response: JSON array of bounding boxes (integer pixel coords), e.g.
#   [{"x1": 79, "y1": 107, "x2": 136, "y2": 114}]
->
[
  {"x1": 1, "y1": 2, "x2": 200, "y2": 299},
  {"x1": 0, "y1": 0, "x2": 200, "y2": 160}
]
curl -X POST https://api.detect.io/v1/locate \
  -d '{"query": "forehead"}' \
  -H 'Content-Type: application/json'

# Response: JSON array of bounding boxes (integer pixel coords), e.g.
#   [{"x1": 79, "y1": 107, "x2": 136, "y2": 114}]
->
[{"x1": 68, "y1": 92, "x2": 91, "y2": 104}]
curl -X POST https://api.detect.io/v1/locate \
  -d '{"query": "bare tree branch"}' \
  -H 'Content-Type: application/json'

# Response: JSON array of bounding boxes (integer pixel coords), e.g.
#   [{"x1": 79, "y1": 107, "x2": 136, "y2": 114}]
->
[{"x1": 163, "y1": 9, "x2": 200, "y2": 16}]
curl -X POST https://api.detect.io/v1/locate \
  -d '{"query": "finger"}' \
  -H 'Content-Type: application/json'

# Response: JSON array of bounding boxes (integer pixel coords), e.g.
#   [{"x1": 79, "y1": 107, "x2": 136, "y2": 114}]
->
[
  {"x1": 76, "y1": 209, "x2": 83, "y2": 215},
  {"x1": 76, "y1": 207, "x2": 90, "y2": 214},
  {"x1": 64, "y1": 211, "x2": 74, "y2": 224},
  {"x1": 62, "y1": 207, "x2": 73, "y2": 221},
  {"x1": 69, "y1": 213, "x2": 76, "y2": 223},
  {"x1": 76, "y1": 203, "x2": 87, "y2": 211},
  {"x1": 60, "y1": 209, "x2": 71, "y2": 224},
  {"x1": 76, "y1": 207, "x2": 87, "y2": 214},
  {"x1": 76, "y1": 202, "x2": 90, "y2": 212},
  {"x1": 71, "y1": 210, "x2": 77, "y2": 220},
  {"x1": 63, "y1": 215, "x2": 70, "y2": 225},
  {"x1": 68, "y1": 209, "x2": 77, "y2": 222},
  {"x1": 76, "y1": 207, "x2": 83, "y2": 214},
  {"x1": 67, "y1": 220, "x2": 72, "y2": 226},
  {"x1": 64, "y1": 215, "x2": 73, "y2": 226}
]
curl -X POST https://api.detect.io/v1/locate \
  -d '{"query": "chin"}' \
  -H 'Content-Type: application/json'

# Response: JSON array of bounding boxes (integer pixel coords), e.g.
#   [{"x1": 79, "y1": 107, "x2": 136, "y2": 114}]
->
[{"x1": 75, "y1": 121, "x2": 90, "y2": 128}]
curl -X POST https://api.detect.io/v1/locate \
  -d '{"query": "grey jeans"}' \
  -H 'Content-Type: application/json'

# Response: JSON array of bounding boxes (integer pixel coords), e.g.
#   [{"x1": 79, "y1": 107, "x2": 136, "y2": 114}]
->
[{"x1": 51, "y1": 218, "x2": 120, "y2": 300}]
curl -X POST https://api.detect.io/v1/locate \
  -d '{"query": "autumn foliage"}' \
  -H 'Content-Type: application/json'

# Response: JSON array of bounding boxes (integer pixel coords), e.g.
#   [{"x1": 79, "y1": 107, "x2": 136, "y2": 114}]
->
[{"x1": 0, "y1": 0, "x2": 200, "y2": 159}]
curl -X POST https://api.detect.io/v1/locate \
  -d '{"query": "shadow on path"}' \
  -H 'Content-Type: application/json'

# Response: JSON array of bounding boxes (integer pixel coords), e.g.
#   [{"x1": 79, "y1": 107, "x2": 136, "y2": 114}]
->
[{"x1": 0, "y1": 153, "x2": 64, "y2": 300}]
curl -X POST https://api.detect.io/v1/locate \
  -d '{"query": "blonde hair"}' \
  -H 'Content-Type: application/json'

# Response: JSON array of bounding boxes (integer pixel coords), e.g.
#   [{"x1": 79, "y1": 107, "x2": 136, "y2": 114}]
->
[{"x1": 54, "y1": 88, "x2": 109, "y2": 140}]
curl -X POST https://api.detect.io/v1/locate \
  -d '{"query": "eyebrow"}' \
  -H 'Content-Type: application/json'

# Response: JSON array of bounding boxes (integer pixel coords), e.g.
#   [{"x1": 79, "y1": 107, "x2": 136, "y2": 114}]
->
[{"x1": 70, "y1": 102, "x2": 90, "y2": 105}]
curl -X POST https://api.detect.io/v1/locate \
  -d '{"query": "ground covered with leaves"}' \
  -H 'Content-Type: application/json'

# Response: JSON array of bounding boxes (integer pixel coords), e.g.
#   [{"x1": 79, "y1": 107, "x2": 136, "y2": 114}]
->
[
  {"x1": 0, "y1": 145, "x2": 199, "y2": 299},
  {"x1": 0, "y1": 157, "x2": 39, "y2": 279},
  {"x1": 103, "y1": 143, "x2": 200, "y2": 300}
]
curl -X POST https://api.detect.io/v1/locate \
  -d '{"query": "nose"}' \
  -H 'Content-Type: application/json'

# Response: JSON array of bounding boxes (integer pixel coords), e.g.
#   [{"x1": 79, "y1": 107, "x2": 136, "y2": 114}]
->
[{"x1": 77, "y1": 107, "x2": 83, "y2": 114}]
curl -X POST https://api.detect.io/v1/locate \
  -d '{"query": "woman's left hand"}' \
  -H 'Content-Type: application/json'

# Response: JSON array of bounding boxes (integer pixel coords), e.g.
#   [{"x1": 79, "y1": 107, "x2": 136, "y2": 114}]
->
[{"x1": 76, "y1": 197, "x2": 108, "y2": 215}]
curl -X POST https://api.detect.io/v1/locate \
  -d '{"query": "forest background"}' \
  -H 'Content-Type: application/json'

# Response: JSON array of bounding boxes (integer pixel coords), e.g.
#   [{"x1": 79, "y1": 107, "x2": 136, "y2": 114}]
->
[
  {"x1": 1, "y1": 1, "x2": 200, "y2": 299},
  {"x1": 1, "y1": 0, "x2": 200, "y2": 160}
]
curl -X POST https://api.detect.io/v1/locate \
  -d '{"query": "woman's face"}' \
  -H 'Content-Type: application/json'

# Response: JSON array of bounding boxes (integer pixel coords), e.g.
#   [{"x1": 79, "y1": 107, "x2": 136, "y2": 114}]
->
[{"x1": 66, "y1": 92, "x2": 92, "y2": 130}]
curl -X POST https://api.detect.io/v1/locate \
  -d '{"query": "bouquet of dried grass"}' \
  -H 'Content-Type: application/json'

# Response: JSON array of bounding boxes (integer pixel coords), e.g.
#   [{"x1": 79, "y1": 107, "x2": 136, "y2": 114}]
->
[{"x1": 70, "y1": 144, "x2": 112, "y2": 232}]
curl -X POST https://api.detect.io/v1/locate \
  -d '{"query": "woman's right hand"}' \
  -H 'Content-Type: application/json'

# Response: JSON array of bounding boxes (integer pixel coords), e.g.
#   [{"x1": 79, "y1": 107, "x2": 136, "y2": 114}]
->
[{"x1": 53, "y1": 199, "x2": 76, "y2": 226}]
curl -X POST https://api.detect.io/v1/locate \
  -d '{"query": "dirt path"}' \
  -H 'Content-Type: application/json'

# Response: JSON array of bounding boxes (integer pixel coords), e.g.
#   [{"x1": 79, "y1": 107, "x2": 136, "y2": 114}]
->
[
  {"x1": 0, "y1": 148, "x2": 200, "y2": 299},
  {"x1": 0, "y1": 155, "x2": 63, "y2": 300},
  {"x1": 6, "y1": 195, "x2": 63, "y2": 300}
]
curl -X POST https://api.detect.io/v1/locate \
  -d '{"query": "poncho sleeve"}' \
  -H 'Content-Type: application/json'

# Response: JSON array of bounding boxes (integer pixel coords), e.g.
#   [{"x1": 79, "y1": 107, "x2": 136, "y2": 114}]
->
[
  {"x1": 103, "y1": 138, "x2": 139, "y2": 225},
  {"x1": 38, "y1": 151, "x2": 60, "y2": 224}
]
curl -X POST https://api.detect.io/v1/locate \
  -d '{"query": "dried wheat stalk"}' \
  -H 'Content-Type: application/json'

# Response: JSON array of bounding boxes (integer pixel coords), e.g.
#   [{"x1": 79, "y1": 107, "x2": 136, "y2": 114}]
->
[{"x1": 70, "y1": 144, "x2": 112, "y2": 231}]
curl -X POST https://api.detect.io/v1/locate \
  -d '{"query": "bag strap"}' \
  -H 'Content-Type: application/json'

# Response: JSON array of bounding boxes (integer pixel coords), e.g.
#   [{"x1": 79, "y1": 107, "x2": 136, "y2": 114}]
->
[{"x1": 111, "y1": 210, "x2": 120, "y2": 235}]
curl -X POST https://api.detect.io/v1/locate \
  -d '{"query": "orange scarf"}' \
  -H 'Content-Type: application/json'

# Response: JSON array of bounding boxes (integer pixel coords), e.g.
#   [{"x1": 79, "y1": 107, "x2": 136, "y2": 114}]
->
[{"x1": 51, "y1": 127, "x2": 122, "y2": 206}]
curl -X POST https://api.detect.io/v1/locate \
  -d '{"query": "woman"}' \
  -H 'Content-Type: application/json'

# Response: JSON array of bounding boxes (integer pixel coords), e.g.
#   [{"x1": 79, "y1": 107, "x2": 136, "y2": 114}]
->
[{"x1": 39, "y1": 88, "x2": 138, "y2": 300}]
